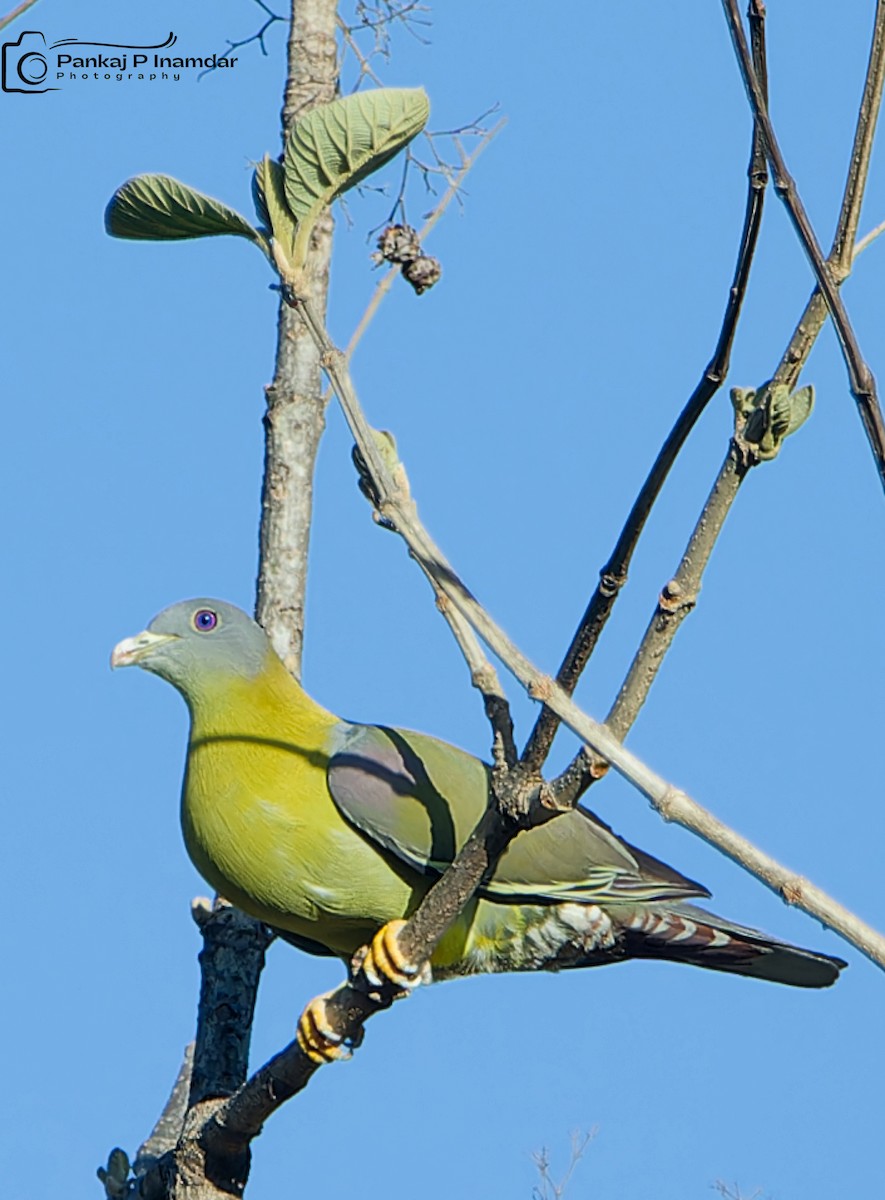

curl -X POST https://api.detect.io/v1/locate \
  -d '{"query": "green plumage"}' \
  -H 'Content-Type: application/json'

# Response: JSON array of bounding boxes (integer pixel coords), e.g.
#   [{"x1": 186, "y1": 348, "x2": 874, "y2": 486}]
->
[{"x1": 112, "y1": 599, "x2": 846, "y2": 989}]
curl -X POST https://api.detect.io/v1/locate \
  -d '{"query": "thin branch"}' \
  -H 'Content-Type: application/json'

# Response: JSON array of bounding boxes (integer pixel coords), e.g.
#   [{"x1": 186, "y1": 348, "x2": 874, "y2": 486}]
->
[
  {"x1": 549, "y1": 0, "x2": 885, "y2": 831},
  {"x1": 828, "y1": 3, "x2": 885, "y2": 273},
  {"x1": 352, "y1": 437, "x2": 516, "y2": 764},
  {"x1": 338, "y1": 15, "x2": 385, "y2": 87},
  {"x1": 342, "y1": 119, "x2": 503, "y2": 363},
  {"x1": 552, "y1": 443, "x2": 749, "y2": 805},
  {"x1": 338, "y1": 0, "x2": 431, "y2": 82},
  {"x1": 521, "y1": 3, "x2": 769, "y2": 773},
  {"x1": 424, "y1": 579, "x2": 517, "y2": 768},
  {"x1": 0, "y1": 0, "x2": 39, "y2": 33},
  {"x1": 775, "y1": 0, "x2": 885, "y2": 390},
  {"x1": 549, "y1": 0, "x2": 885, "y2": 801},
  {"x1": 853, "y1": 215, "x2": 885, "y2": 258},
  {"x1": 198, "y1": 0, "x2": 285, "y2": 79},
  {"x1": 723, "y1": 0, "x2": 885, "y2": 491},
  {"x1": 533, "y1": 1129, "x2": 597, "y2": 1200}
]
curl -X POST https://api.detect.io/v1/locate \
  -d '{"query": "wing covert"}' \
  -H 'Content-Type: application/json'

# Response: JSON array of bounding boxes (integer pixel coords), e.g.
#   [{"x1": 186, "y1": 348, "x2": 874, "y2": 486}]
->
[{"x1": 327, "y1": 723, "x2": 710, "y2": 905}]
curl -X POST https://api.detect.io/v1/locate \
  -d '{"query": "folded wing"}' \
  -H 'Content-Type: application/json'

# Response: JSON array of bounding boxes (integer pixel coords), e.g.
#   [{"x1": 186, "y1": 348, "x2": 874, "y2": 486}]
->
[{"x1": 327, "y1": 723, "x2": 709, "y2": 906}]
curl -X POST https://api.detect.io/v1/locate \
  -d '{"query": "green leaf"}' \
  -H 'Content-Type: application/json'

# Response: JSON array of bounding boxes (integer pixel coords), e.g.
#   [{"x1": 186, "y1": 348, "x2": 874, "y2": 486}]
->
[
  {"x1": 105, "y1": 174, "x2": 267, "y2": 254},
  {"x1": 284, "y1": 87, "x2": 429, "y2": 273},
  {"x1": 251, "y1": 162, "x2": 273, "y2": 232},
  {"x1": 252, "y1": 155, "x2": 297, "y2": 268},
  {"x1": 786, "y1": 384, "x2": 814, "y2": 436},
  {"x1": 736, "y1": 381, "x2": 815, "y2": 461}
]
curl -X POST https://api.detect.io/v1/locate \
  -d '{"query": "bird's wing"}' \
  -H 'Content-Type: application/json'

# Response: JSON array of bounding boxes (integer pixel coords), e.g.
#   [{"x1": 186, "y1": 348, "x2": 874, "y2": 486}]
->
[{"x1": 327, "y1": 724, "x2": 709, "y2": 905}]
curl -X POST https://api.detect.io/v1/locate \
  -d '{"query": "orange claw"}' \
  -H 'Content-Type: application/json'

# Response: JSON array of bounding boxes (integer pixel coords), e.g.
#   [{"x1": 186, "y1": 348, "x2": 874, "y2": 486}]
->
[
  {"x1": 296, "y1": 990, "x2": 351, "y2": 1065},
  {"x1": 360, "y1": 919, "x2": 428, "y2": 991}
]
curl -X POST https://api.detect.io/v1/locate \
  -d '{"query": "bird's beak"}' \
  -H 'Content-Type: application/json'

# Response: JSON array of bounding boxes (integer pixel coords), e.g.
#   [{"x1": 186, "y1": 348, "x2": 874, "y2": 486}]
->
[{"x1": 111, "y1": 629, "x2": 179, "y2": 669}]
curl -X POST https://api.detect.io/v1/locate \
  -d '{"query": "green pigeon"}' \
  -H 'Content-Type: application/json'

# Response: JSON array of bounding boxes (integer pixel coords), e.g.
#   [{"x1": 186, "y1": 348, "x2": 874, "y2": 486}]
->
[{"x1": 112, "y1": 599, "x2": 845, "y2": 1056}]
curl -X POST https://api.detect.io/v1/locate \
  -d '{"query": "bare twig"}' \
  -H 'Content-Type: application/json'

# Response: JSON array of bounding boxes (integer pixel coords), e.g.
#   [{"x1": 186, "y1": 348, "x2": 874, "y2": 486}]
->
[
  {"x1": 713, "y1": 1183, "x2": 764, "y2": 1200},
  {"x1": 853, "y1": 216, "x2": 885, "y2": 259},
  {"x1": 533, "y1": 1129, "x2": 597, "y2": 1200},
  {"x1": 521, "y1": 3, "x2": 769, "y2": 774},
  {"x1": 198, "y1": 0, "x2": 285, "y2": 80},
  {"x1": 723, "y1": 0, "x2": 885, "y2": 491},
  {"x1": 342, "y1": 119, "x2": 503, "y2": 363},
  {"x1": 550, "y1": 0, "x2": 885, "y2": 801},
  {"x1": 337, "y1": 1, "x2": 431, "y2": 87},
  {"x1": 424, "y1": 579, "x2": 517, "y2": 767},
  {"x1": 775, "y1": 1, "x2": 885, "y2": 390},
  {"x1": 337, "y1": 15, "x2": 385, "y2": 88},
  {"x1": 0, "y1": 0, "x2": 40, "y2": 33},
  {"x1": 352, "y1": 435, "x2": 516, "y2": 764},
  {"x1": 552, "y1": 443, "x2": 749, "y2": 805}
]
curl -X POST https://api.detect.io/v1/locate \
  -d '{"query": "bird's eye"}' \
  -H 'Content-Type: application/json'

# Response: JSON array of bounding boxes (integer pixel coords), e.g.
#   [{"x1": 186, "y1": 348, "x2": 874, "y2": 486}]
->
[{"x1": 193, "y1": 609, "x2": 219, "y2": 633}]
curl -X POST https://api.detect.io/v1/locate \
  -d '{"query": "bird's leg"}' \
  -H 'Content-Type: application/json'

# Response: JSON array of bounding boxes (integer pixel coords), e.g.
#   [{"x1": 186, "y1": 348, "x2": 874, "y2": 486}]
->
[
  {"x1": 353, "y1": 918, "x2": 431, "y2": 995},
  {"x1": 297, "y1": 923, "x2": 430, "y2": 1066},
  {"x1": 296, "y1": 989, "x2": 356, "y2": 1065}
]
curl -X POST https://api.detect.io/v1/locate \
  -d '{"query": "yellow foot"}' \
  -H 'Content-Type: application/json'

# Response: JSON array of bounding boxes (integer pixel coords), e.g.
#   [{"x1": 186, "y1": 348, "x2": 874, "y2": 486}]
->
[
  {"x1": 296, "y1": 990, "x2": 351, "y2": 1066},
  {"x1": 356, "y1": 919, "x2": 430, "y2": 992}
]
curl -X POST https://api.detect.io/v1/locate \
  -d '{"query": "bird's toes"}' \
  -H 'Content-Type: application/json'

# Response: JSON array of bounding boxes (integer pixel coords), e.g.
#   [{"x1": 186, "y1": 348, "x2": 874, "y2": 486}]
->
[
  {"x1": 358, "y1": 919, "x2": 429, "y2": 993},
  {"x1": 296, "y1": 990, "x2": 352, "y2": 1065}
]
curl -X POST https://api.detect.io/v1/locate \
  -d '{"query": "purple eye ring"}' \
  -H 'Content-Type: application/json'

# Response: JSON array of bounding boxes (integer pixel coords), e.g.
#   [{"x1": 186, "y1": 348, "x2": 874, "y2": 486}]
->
[{"x1": 193, "y1": 608, "x2": 219, "y2": 633}]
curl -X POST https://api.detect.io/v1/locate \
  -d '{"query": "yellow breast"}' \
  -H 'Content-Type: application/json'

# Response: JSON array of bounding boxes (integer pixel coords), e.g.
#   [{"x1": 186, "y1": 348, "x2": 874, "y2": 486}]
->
[{"x1": 180, "y1": 659, "x2": 418, "y2": 956}]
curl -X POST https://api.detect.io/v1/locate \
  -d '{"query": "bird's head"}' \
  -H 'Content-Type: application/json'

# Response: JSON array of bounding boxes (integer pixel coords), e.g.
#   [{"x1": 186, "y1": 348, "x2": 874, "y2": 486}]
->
[{"x1": 111, "y1": 599, "x2": 271, "y2": 697}]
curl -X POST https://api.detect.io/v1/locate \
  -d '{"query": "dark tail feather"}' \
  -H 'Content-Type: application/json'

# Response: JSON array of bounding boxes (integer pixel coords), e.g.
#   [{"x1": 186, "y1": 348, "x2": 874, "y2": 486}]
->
[{"x1": 622, "y1": 902, "x2": 846, "y2": 988}]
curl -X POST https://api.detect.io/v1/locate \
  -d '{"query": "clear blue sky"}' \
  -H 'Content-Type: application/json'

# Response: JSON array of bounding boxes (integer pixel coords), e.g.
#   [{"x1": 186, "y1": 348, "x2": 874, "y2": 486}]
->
[{"x1": 3, "y1": 3, "x2": 884, "y2": 1197}]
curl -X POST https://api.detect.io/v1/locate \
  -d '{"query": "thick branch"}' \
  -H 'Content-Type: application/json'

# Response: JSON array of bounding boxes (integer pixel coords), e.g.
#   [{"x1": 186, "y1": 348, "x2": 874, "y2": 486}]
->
[
  {"x1": 187, "y1": 901, "x2": 274, "y2": 1107},
  {"x1": 129, "y1": 5, "x2": 342, "y2": 1199},
  {"x1": 256, "y1": 0, "x2": 339, "y2": 675}
]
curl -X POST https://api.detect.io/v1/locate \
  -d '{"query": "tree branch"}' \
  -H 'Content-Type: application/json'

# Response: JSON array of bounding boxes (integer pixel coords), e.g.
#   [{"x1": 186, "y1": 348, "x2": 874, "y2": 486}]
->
[
  {"x1": 342, "y1": 119, "x2": 504, "y2": 364},
  {"x1": 257, "y1": 0, "x2": 339, "y2": 675},
  {"x1": 723, "y1": 0, "x2": 885, "y2": 491},
  {"x1": 552, "y1": 441, "x2": 749, "y2": 805},
  {"x1": 126, "y1": 4, "x2": 341, "y2": 1198},
  {"x1": 550, "y1": 0, "x2": 885, "y2": 802},
  {"x1": 132, "y1": 1046, "x2": 194, "y2": 1177},
  {"x1": 0, "y1": 0, "x2": 40, "y2": 33},
  {"x1": 521, "y1": 1, "x2": 769, "y2": 774},
  {"x1": 775, "y1": 0, "x2": 885, "y2": 390}
]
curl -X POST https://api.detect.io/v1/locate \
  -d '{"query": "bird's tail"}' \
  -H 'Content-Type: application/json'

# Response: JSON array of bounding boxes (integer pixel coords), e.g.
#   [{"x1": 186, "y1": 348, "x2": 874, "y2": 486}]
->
[{"x1": 620, "y1": 902, "x2": 846, "y2": 988}]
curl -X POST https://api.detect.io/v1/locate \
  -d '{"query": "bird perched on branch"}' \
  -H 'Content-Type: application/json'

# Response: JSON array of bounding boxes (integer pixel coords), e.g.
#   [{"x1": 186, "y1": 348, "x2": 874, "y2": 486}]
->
[{"x1": 112, "y1": 598, "x2": 845, "y2": 1060}]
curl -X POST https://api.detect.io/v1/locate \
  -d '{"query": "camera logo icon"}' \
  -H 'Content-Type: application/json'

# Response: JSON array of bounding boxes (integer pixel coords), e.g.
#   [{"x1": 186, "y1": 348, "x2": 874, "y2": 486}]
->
[{"x1": 2, "y1": 31, "x2": 58, "y2": 93}]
